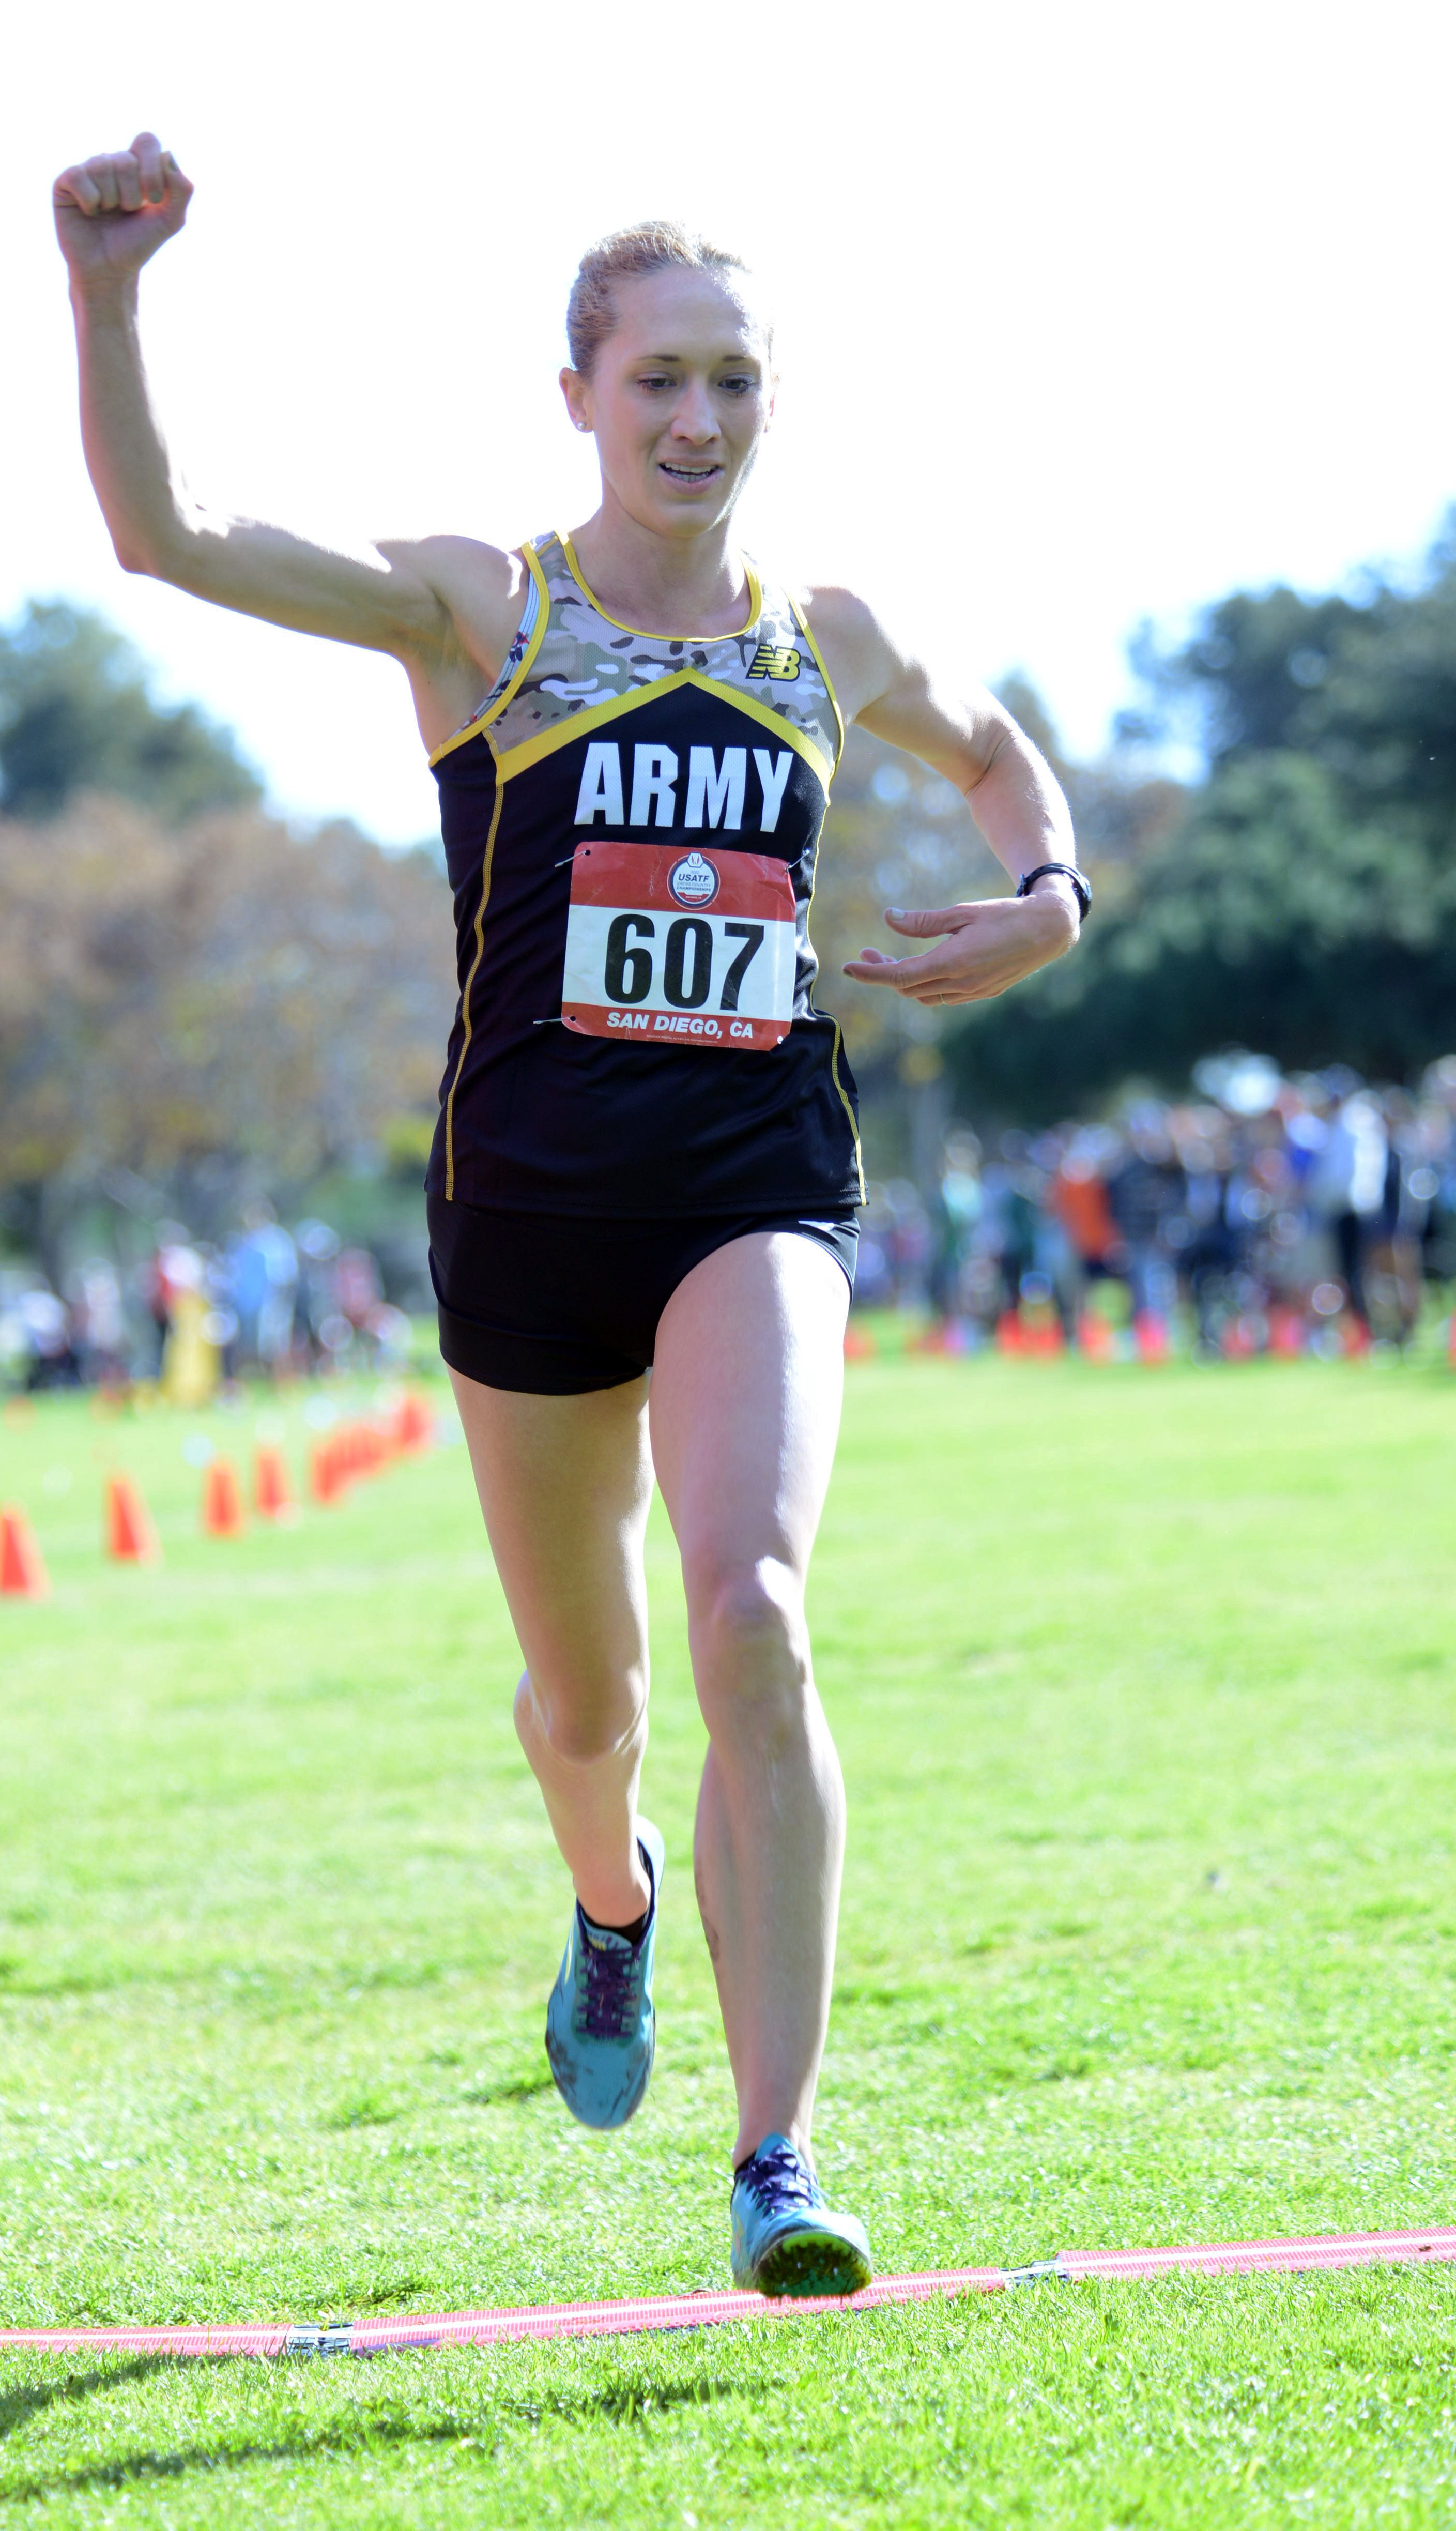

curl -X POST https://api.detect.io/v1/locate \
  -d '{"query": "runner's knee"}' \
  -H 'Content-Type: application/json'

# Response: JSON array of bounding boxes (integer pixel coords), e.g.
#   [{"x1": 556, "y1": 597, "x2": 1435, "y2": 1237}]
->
[
  {"x1": 514, "y1": 1666, "x2": 646, "y2": 1766},
  {"x1": 686, "y1": 1558, "x2": 809, "y2": 1715}
]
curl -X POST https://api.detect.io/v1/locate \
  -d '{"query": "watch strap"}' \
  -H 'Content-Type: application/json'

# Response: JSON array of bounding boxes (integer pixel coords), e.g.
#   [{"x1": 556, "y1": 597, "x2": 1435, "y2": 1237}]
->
[{"x1": 1015, "y1": 862, "x2": 1091, "y2": 923}]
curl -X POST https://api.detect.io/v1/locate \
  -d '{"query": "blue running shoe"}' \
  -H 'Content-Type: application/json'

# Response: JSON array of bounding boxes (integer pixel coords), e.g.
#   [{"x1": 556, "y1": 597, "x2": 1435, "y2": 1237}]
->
[
  {"x1": 731, "y1": 2133, "x2": 873, "y2": 2297},
  {"x1": 545, "y1": 1820, "x2": 665, "y2": 2131}
]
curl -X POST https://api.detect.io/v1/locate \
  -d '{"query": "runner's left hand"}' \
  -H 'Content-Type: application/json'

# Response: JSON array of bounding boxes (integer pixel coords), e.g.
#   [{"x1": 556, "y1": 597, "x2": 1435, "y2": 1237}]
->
[{"x1": 843, "y1": 889, "x2": 1078, "y2": 1006}]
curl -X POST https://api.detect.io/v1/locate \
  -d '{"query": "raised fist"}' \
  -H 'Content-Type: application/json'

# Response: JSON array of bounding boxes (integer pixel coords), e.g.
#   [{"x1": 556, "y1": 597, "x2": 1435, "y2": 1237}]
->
[{"x1": 53, "y1": 133, "x2": 192, "y2": 285}]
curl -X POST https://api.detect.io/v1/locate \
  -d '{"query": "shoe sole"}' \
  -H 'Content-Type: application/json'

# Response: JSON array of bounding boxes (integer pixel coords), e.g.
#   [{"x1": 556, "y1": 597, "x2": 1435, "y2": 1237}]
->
[{"x1": 750, "y1": 2227, "x2": 873, "y2": 2300}]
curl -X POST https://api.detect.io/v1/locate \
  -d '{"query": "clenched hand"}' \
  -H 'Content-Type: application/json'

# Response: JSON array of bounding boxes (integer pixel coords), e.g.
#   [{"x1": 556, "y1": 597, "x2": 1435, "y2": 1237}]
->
[{"x1": 53, "y1": 133, "x2": 192, "y2": 286}]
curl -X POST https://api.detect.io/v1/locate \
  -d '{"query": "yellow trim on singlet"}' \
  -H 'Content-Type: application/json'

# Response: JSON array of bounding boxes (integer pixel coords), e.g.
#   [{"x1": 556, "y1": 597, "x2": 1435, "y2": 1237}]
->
[
  {"x1": 427, "y1": 545, "x2": 552, "y2": 769},
  {"x1": 430, "y1": 720, "x2": 481, "y2": 770},
  {"x1": 829, "y1": 1020, "x2": 867, "y2": 1204},
  {"x1": 442, "y1": 757, "x2": 507, "y2": 1200},
  {"x1": 492, "y1": 668, "x2": 834, "y2": 792},
  {"x1": 790, "y1": 738, "x2": 865, "y2": 1201},
  {"x1": 520, "y1": 537, "x2": 551, "y2": 618},
  {"x1": 788, "y1": 590, "x2": 846, "y2": 772},
  {"x1": 558, "y1": 531, "x2": 762, "y2": 644}
]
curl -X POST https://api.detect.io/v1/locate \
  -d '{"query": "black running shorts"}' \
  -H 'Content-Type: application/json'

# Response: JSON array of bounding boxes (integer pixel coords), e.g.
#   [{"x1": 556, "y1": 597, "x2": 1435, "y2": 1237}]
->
[{"x1": 427, "y1": 1199, "x2": 859, "y2": 1395}]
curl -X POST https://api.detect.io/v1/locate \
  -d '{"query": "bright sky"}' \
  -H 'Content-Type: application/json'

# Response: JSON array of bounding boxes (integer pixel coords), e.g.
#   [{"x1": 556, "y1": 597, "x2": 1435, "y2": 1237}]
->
[{"x1": 6, "y1": 1, "x2": 1454, "y2": 843}]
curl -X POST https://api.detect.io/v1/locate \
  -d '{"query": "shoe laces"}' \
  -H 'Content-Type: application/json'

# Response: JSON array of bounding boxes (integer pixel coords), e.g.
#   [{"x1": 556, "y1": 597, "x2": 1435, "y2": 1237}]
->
[
  {"x1": 574, "y1": 1920, "x2": 643, "y2": 2040},
  {"x1": 735, "y1": 2138, "x2": 823, "y2": 2218}
]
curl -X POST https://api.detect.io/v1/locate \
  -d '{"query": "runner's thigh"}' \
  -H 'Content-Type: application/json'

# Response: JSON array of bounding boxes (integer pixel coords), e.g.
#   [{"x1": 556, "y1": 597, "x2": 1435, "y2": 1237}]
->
[
  {"x1": 447, "y1": 1368, "x2": 653, "y2": 1706},
  {"x1": 648, "y1": 1233, "x2": 849, "y2": 1588}
]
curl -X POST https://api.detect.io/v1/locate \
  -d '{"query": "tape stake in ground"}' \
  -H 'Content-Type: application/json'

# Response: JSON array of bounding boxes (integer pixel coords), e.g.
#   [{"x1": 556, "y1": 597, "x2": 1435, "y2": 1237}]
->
[{"x1": 1, "y1": 2228, "x2": 1453, "y2": 2363}]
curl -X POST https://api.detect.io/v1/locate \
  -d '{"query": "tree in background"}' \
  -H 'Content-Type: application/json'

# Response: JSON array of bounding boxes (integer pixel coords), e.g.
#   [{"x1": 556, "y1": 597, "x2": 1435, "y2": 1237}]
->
[
  {"x1": 0, "y1": 600, "x2": 260, "y2": 821},
  {"x1": 948, "y1": 522, "x2": 1456, "y2": 1122},
  {"x1": 0, "y1": 601, "x2": 456, "y2": 1275},
  {"x1": 994, "y1": 673, "x2": 1185, "y2": 881},
  {"x1": 808, "y1": 698, "x2": 1182, "y2": 1176},
  {"x1": 8, "y1": 546, "x2": 1451, "y2": 1254},
  {"x1": 813, "y1": 695, "x2": 1180, "y2": 1065},
  {"x1": 0, "y1": 796, "x2": 454, "y2": 1275}
]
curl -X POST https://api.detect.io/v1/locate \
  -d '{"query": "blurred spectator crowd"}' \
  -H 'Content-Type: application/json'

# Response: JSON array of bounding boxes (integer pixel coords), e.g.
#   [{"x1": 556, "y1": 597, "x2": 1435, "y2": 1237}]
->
[
  {"x1": 857, "y1": 1054, "x2": 1456, "y2": 1358},
  {"x1": 0, "y1": 1209, "x2": 417, "y2": 1398},
  {"x1": 7, "y1": 1056, "x2": 1456, "y2": 1390}
]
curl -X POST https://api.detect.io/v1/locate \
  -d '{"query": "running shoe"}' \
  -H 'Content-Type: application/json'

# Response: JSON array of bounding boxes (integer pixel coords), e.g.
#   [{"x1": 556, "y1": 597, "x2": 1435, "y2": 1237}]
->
[
  {"x1": 545, "y1": 1819, "x2": 665, "y2": 2131},
  {"x1": 730, "y1": 2132, "x2": 873, "y2": 2297}
]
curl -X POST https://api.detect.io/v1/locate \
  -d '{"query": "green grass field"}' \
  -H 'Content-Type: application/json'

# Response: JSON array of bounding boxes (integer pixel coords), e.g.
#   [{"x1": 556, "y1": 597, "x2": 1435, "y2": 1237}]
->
[{"x1": 0, "y1": 1351, "x2": 1453, "y2": 2527}]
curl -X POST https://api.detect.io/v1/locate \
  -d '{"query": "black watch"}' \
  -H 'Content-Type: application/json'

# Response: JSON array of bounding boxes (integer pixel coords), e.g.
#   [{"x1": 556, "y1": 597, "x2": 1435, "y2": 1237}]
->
[{"x1": 1016, "y1": 862, "x2": 1091, "y2": 924}]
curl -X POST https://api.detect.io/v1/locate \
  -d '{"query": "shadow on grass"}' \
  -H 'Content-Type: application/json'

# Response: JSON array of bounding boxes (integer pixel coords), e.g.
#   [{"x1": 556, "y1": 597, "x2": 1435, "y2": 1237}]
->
[
  {"x1": 0, "y1": 2368, "x2": 765, "y2": 2501},
  {"x1": 1, "y1": 2417, "x2": 457, "y2": 2504},
  {"x1": 0, "y1": 2355, "x2": 176, "y2": 2441},
  {"x1": 531, "y1": 2373, "x2": 764, "y2": 2426},
  {"x1": 322, "y1": 2093, "x2": 405, "y2": 2130},
  {"x1": 461, "y1": 2071, "x2": 555, "y2": 2106}
]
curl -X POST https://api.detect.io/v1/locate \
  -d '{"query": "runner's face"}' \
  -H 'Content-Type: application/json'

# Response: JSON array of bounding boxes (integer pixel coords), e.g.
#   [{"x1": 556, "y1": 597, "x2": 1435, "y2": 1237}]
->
[{"x1": 567, "y1": 270, "x2": 773, "y2": 539}]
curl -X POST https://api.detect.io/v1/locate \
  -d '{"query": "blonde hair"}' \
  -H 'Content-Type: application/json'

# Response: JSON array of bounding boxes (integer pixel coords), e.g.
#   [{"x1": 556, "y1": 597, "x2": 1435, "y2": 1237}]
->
[{"x1": 565, "y1": 221, "x2": 769, "y2": 376}]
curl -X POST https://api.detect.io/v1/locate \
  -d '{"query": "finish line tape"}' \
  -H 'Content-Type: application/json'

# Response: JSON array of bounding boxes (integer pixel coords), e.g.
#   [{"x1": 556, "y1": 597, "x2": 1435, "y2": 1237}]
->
[{"x1": 2, "y1": 2227, "x2": 1452, "y2": 2362}]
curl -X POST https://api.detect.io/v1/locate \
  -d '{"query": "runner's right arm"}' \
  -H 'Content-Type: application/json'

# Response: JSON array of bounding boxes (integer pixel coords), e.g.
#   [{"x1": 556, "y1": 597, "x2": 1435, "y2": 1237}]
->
[{"x1": 53, "y1": 134, "x2": 521, "y2": 746}]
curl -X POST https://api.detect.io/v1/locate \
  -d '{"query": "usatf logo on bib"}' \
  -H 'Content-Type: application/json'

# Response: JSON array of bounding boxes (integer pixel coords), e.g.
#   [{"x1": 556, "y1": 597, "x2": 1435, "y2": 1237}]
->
[
  {"x1": 746, "y1": 643, "x2": 801, "y2": 683},
  {"x1": 668, "y1": 852, "x2": 720, "y2": 907}
]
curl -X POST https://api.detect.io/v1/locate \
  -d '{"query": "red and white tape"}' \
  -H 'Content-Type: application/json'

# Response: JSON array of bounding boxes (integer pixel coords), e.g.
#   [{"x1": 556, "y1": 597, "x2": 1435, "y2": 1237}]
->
[{"x1": 2, "y1": 2227, "x2": 1451, "y2": 2362}]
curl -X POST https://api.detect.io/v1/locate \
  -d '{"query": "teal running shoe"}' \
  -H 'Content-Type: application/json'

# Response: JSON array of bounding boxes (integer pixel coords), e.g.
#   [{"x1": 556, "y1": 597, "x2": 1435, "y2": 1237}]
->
[
  {"x1": 545, "y1": 1820, "x2": 665, "y2": 2131},
  {"x1": 730, "y1": 2133, "x2": 873, "y2": 2297}
]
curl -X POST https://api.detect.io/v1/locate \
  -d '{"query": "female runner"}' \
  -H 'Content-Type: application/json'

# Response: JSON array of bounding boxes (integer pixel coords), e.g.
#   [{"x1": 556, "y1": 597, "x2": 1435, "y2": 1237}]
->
[{"x1": 54, "y1": 134, "x2": 1086, "y2": 2297}]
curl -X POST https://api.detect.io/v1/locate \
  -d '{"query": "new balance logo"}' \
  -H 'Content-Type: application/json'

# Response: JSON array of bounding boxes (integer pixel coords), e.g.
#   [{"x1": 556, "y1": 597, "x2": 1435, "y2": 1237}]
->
[{"x1": 746, "y1": 643, "x2": 801, "y2": 683}]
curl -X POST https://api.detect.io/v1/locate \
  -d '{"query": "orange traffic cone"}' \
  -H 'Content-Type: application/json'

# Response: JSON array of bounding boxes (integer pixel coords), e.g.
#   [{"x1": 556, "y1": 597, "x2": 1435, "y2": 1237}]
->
[
  {"x1": 1022, "y1": 1313, "x2": 1065, "y2": 1358},
  {"x1": 394, "y1": 1392, "x2": 433, "y2": 1454},
  {"x1": 1, "y1": 1505, "x2": 49, "y2": 1600},
  {"x1": 1133, "y1": 1310, "x2": 1171, "y2": 1365},
  {"x1": 843, "y1": 1323, "x2": 877, "y2": 1361},
  {"x1": 1268, "y1": 1304, "x2": 1306, "y2": 1360},
  {"x1": 254, "y1": 1445, "x2": 293, "y2": 1520},
  {"x1": 994, "y1": 1309, "x2": 1024, "y2": 1356},
  {"x1": 907, "y1": 1322, "x2": 946, "y2": 1356},
  {"x1": 310, "y1": 1439, "x2": 342, "y2": 1504},
  {"x1": 106, "y1": 1474, "x2": 161, "y2": 1565},
  {"x1": 373, "y1": 1413, "x2": 401, "y2": 1462},
  {"x1": 201, "y1": 1459, "x2": 246, "y2": 1537}
]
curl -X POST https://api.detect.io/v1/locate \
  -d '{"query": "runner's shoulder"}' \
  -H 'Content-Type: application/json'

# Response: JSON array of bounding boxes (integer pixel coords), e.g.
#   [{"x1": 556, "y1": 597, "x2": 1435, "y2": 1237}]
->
[
  {"x1": 798, "y1": 582, "x2": 912, "y2": 722},
  {"x1": 378, "y1": 533, "x2": 531, "y2": 690},
  {"x1": 379, "y1": 532, "x2": 526, "y2": 650}
]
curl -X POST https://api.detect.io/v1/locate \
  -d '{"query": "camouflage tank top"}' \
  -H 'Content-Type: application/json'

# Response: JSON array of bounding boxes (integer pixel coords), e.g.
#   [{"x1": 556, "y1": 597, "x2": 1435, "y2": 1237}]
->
[{"x1": 426, "y1": 529, "x2": 864, "y2": 1218}]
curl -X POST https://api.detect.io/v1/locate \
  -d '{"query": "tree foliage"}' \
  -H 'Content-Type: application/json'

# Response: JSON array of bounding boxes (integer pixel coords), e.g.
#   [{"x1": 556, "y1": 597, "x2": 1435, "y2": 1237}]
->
[
  {"x1": 0, "y1": 795, "x2": 454, "y2": 1243},
  {"x1": 813, "y1": 703, "x2": 1181, "y2": 1082},
  {"x1": 0, "y1": 601, "x2": 261, "y2": 821},
  {"x1": 951, "y1": 527, "x2": 1456, "y2": 1120}
]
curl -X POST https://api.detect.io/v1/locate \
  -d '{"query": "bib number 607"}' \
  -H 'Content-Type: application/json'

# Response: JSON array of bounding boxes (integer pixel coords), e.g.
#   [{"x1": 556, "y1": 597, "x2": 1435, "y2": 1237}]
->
[
  {"x1": 604, "y1": 913, "x2": 763, "y2": 1012},
  {"x1": 561, "y1": 841, "x2": 796, "y2": 1049}
]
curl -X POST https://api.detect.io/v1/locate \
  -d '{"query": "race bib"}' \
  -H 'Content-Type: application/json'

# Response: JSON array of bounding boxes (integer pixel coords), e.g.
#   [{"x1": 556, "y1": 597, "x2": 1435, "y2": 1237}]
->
[{"x1": 561, "y1": 841, "x2": 797, "y2": 1051}]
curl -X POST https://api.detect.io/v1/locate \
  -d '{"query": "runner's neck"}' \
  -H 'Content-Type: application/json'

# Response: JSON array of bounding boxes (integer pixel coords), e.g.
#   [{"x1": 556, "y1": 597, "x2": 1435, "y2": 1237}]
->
[{"x1": 567, "y1": 504, "x2": 754, "y2": 642}]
